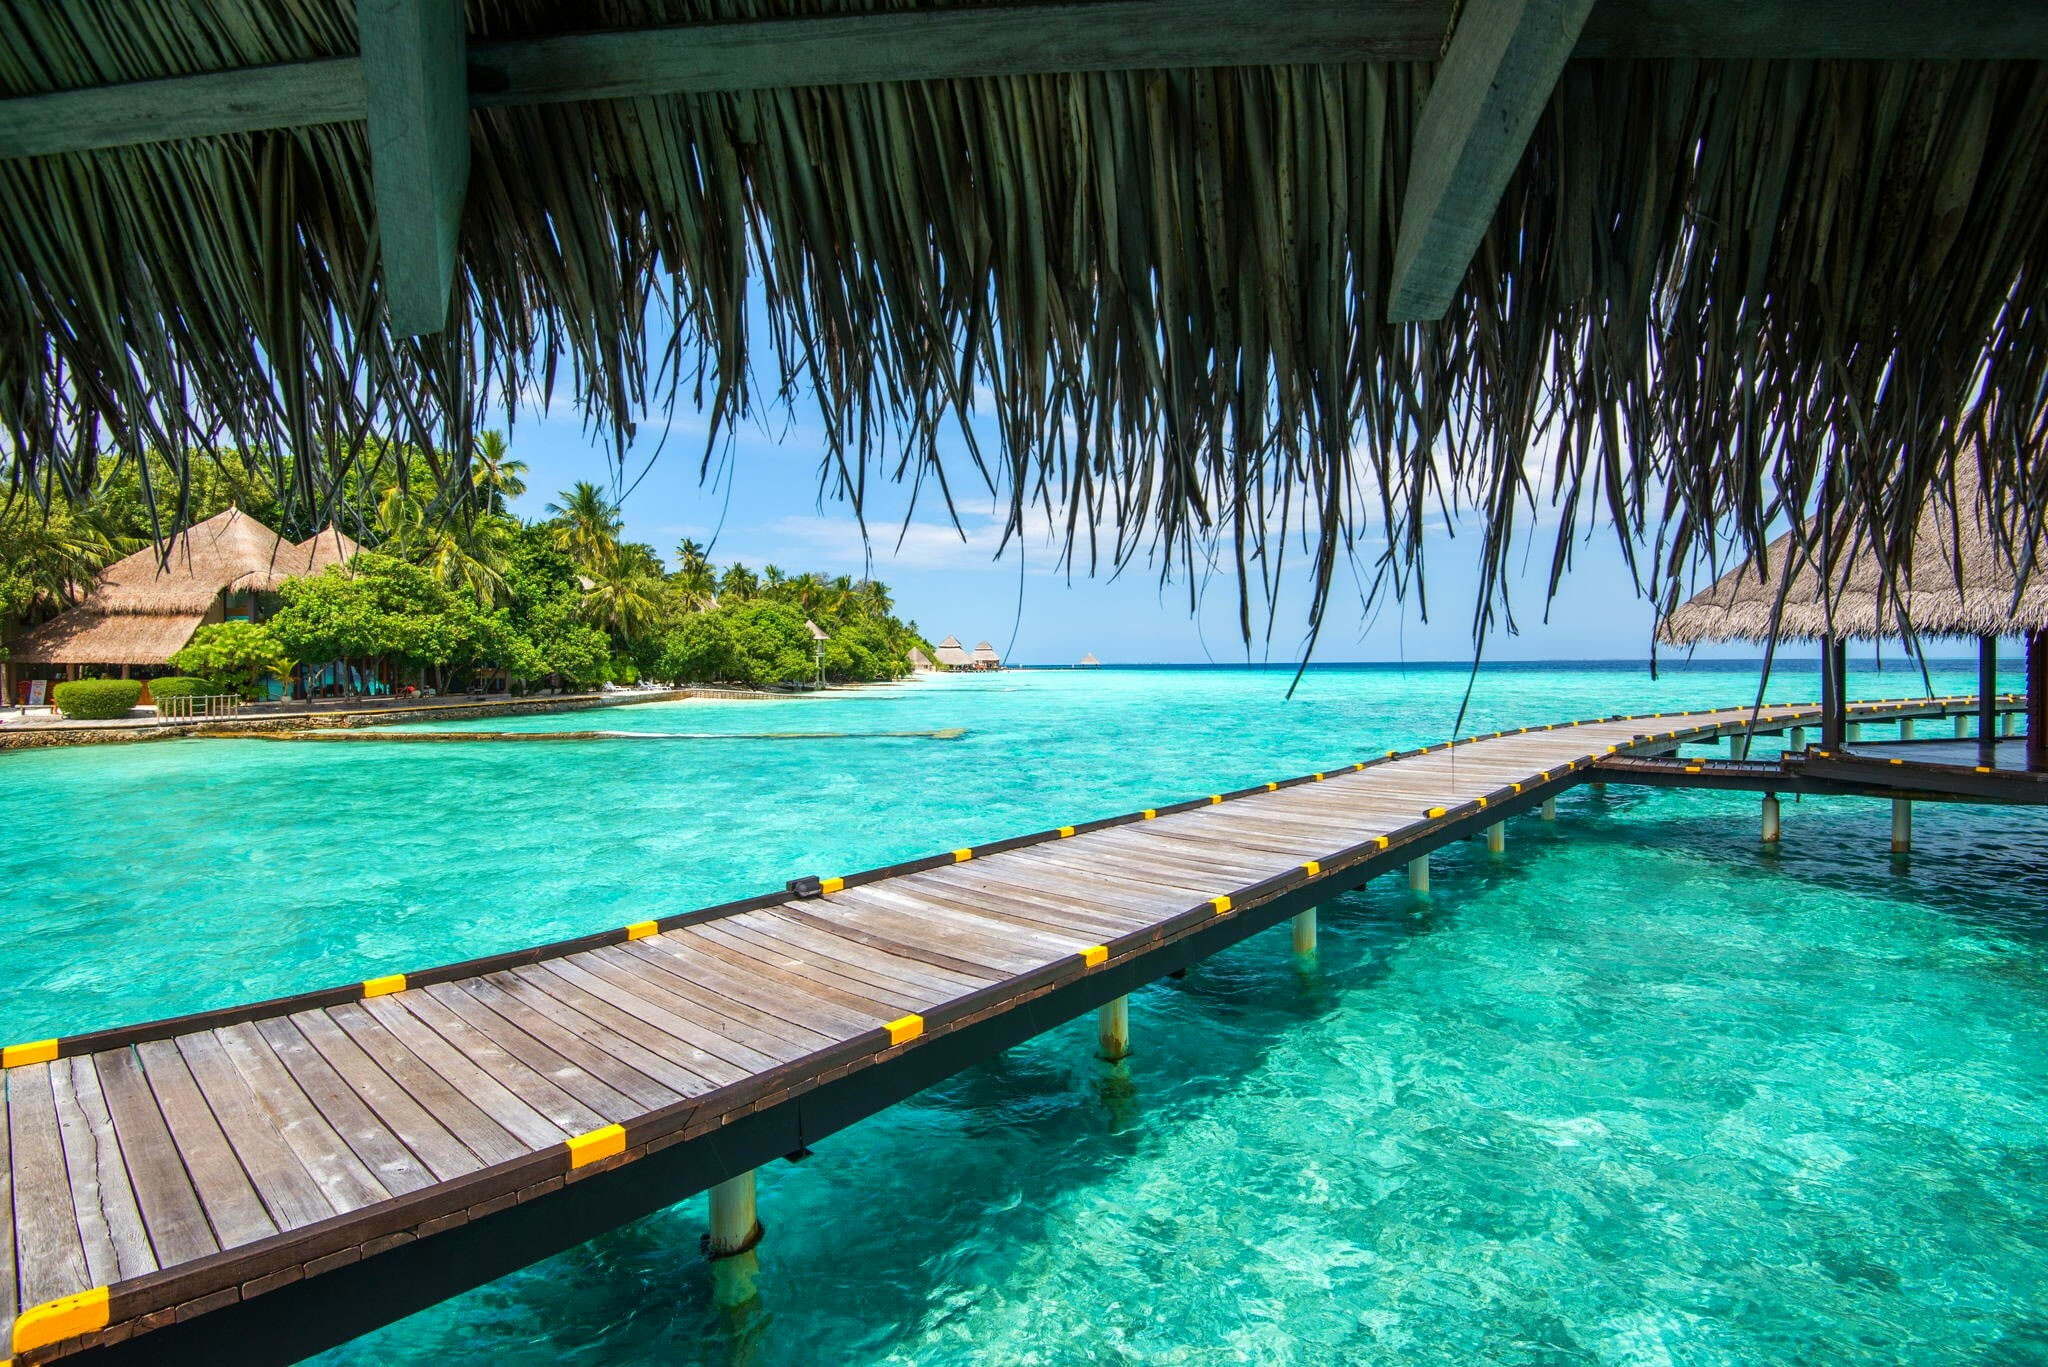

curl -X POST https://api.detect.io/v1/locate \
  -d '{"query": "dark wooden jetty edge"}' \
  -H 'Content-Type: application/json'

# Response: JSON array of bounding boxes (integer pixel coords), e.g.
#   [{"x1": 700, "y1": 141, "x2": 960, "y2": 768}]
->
[{"x1": 0, "y1": 695, "x2": 2023, "y2": 1365}]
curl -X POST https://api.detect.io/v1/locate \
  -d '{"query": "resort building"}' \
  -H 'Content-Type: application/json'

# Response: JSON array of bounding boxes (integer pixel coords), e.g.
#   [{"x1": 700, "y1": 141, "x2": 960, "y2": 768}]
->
[
  {"x1": 970, "y1": 641, "x2": 1002, "y2": 669},
  {"x1": 933, "y1": 635, "x2": 975, "y2": 668},
  {"x1": 1080, "y1": 652, "x2": 1101, "y2": 666},
  {"x1": 3, "y1": 508, "x2": 357, "y2": 704},
  {"x1": 908, "y1": 646, "x2": 935, "y2": 671}
]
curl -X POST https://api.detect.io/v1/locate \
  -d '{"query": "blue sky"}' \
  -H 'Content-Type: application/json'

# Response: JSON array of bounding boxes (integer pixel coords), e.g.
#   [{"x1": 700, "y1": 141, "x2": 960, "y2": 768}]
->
[{"x1": 496, "y1": 392, "x2": 1850, "y2": 667}]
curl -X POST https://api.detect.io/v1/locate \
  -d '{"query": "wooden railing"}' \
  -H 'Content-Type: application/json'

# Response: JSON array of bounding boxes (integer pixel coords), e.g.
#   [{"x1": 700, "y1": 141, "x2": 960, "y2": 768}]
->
[{"x1": 155, "y1": 693, "x2": 241, "y2": 720}]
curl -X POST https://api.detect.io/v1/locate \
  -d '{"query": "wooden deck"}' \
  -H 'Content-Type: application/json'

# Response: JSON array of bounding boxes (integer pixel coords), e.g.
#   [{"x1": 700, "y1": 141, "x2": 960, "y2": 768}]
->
[{"x1": 0, "y1": 694, "x2": 2020, "y2": 1364}]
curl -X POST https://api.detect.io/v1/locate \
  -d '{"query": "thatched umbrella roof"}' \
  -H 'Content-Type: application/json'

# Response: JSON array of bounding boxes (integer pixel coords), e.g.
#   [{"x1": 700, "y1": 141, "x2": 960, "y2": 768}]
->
[
  {"x1": 1660, "y1": 458, "x2": 2048, "y2": 645},
  {"x1": 9, "y1": 507, "x2": 357, "y2": 664},
  {"x1": 4, "y1": 5, "x2": 2048, "y2": 644}
]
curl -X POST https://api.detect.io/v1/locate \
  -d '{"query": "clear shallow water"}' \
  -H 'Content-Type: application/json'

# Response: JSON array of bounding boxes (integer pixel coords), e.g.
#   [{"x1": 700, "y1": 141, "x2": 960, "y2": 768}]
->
[{"x1": 3, "y1": 662, "x2": 2045, "y2": 1364}]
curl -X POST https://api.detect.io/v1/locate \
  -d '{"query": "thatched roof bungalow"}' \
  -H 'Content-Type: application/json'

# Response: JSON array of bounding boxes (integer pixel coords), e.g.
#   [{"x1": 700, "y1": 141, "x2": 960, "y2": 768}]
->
[
  {"x1": 1659, "y1": 460, "x2": 2045, "y2": 760},
  {"x1": 907, "y1": 646, "x2": 935, "y2": 672},
  {"x1": 6, "y1": 509, "x2": 359, "y2": 678},
  {"x1": 933, "y1": 636, "x2": 974, "y2": 669},
  {"x1": 970, "y1": 641, "x2": 1002, "y2": 670},
  {"x1": 5, "y1": 3, "x2": 2048, "y2": 647}
]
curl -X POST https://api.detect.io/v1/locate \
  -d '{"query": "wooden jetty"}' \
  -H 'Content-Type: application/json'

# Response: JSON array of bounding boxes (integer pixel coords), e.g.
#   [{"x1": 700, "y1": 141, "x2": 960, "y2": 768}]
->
[{"x1": 0, "y1": 694, "x2": 2027, "y2": 1365}]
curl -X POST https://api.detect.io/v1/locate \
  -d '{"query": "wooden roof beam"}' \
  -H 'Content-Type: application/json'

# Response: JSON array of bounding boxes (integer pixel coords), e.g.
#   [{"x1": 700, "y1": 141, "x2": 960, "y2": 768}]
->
[
  {"x1": 357, "y1": 0, "x2": 469, "y2": 337},
  {"x1": 1388, "y1": 0, "x2": 1597, "y2": 322}
]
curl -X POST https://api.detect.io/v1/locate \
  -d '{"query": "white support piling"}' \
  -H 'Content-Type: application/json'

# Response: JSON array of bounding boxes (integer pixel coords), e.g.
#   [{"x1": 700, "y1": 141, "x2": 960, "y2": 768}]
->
[
  {"x1": 1291, "y1": 909, "x2": 1317, "y2": 956},
  {"x1": 1408, "y1": 853, "x2": 1431, "y2": 893},
  {"x1": 1097, "y1": 995, "x2": 1130, "y2": 1060},
  {"x1": 1955, "y1": 714, "x2": 1970, "y2": 738},
  {"x1": 1789, "y1": 726, "x2": 1805, "y2": 751},
  {"x1": 1539, "y1": 797, "x2": 1557, "y2": 822},
  {"x1": 1899, "y1": 717, "x2": 1915, "y2": 741},
  {"x1": 707, "y1": 1170, "x2": 761, "y2": 1259},
  {"x1": 1846, "y1": 721, "x2": 1863, "y2": 743},
  {"x1": 1891, "y1": 799, "x2": 1912, "y2": 855},
  {"x1": 2001, "y1": 711, "x2": 2016, "y2": 737},
  {"x1": 1731, "y1": 733, "x2": 1751, "y2": 760},
  {"x1": 1485, "y1": 822, "x2": 1504, "y2": 855},
  {"x1": 1761, "y1": 794, "x2": 1781, "y2": 844}
]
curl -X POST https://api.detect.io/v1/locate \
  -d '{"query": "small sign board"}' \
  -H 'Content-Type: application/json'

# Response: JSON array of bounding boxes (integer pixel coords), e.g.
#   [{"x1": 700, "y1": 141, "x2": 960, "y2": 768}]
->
[{"x1": 25, "y1": 679, "x2": 48, "y2": 707}]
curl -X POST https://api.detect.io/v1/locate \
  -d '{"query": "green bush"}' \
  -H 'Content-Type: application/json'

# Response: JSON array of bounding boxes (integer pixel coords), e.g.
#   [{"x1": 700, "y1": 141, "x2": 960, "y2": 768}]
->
[
  {"x1": 52, "y1": 679, "x2": 144, "y2": 719},
  {"x1": 147, "y1": 676, "x2": 222, "y2": 702}
]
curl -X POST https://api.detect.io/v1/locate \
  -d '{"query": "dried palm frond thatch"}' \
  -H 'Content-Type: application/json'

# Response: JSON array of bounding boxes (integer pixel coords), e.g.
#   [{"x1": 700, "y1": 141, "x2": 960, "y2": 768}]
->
[
  {"x1": 1659, "y1": 451, "x2": 2048, "y2": 645},
  {"x1": 4, "y1": 2, "x2": 2048, "y2": 646}
]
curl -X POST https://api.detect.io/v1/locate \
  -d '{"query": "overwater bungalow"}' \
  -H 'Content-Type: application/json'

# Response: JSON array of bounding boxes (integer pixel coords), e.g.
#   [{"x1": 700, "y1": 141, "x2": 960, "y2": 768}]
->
[
  {"x1": 1080, "y1": 652, "x2": 1101, "y2": 666},
  {"x1": 3, "y1": 510, "x2": 357, "y2": 705},
  {"x1": 1660, "y1": 460, "x2": 2047, "y2": 768},
  {"x1": 933, "y1": 635, "x2": 974, "y2": 669},
  {"x1": 969, "y1": 641, "x2": 1002, "y2": 670}
]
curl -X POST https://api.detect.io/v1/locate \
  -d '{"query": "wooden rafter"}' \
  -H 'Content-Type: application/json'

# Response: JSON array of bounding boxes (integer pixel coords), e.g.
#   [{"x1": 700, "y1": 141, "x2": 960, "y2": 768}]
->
[
  {"x1": 1388, "y1": 0, "x2": 1598, "y2": 322},
  {"x1": 357, "y1": 0, "x2": 470, "y2": 336},
  {"x1": 3, "y1": 1, "x2": 2048, "y2": 164}
]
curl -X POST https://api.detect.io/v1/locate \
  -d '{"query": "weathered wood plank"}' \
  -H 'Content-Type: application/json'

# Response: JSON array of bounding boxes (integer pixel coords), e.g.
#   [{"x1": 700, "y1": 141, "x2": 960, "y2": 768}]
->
[
  {"x1": 213, "y1": 1023, "x2": 398, "y2": 1210},
  {"x1": 417, "y1": 982, "x2": 653, "y2": 1122},
  {"x1": 49, "y1": 1056, "x2": 156, "y2": 1284},
  {"x1": 665, "y1": 927, "x2": 916, "y2": 1020},
  {"x1": 93, "y1": 1048, "x2": 219, "y2": 1266},
  {"x1": 251, "y1": 1016, "x2": 452, "y2": 1192},
  {"x1": 174, "y1": 1032, "x2": 343, "y2": 1231},
  {"x1": 468, "y1": 972, "x2": 722, "y2": 1100},
  {"x1": 736, "y1": 911, "x2": 996, "y2": 995},
  {"x1": 8, "y1": 1064, "x2": 92, "y2": 1305},
  {"x1": 532, "y1": 960, "x2": 793, "y2": 1075},
  {"x1": 583, "y1": 946, "x2": 841, "y2": 1057},
  {"x1": 134, "y1": 1039, "x2": 279, "y2": 1250},
  {"x1": 357, "y1": 0, "x2": 470, "y2": 335},
  {"x1": 691, "y1": 922, "x2": 934, "y2": 1017},
  {"x1": 322, "y1": 1004, "x2": 530, "y2": 1167},
  {"x1": 372, "y1": 990, "x2": 605, "y2": 1138}
]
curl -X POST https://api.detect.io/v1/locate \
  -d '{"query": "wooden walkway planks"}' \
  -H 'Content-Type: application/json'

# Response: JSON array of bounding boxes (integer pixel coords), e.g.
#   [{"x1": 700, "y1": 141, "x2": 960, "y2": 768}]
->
[{"x1": 1, "y1": 694, "x2": 2015, "y2": 1364}]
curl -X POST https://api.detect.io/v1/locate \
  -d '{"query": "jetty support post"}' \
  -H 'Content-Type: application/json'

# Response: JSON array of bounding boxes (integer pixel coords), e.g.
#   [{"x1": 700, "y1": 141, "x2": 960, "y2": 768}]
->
[
  {"x1": 707, "y1": 1169, "x2": 763, "y2": 1306},
  {"x1": 1292, "y1": 909, "x2": 1318, "y2": 956},
  {"x1": 1820, "y1": 636, "x2": 1847, "y2": 750},
  {"x1": 1408, "y1": 853, "x2": 1431, "y2": 893},
  {"x1": 1891, "y1": 799, "x2": 1912, "y2": 855},
  {"x1": 1955, "y1": 714, "x2": 1969, "y2": 739},
  {"x1": 2030, "y1": 630, "x2": 2048, "y2": 772},
  {"x1": 1979, "y1": 635, "x2": 1998, "y2": 766},
  {"x1": 1539, "y1": 796, "x2": 1557, "y2": 821},
  {"x1": 1761, "y1": 793, "x2": 1781, "y2": 844},
  {"x1": 1097, "y1": 995, "x2": 1130, "y2": 1060},
  {"x1": 1899, "y1": 717, "x2": 1914, "y2": 741},
  {"x1": 1789, "y1": 725, "x2": 1805, "y2": 751},
  {"x1": 1485, "y1": 822, "x2": 1505, "y2": 855}
]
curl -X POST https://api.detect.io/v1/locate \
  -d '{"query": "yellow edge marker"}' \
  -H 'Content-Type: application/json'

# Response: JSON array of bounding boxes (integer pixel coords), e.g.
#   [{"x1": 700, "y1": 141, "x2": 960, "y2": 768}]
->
[
  {"x1": 1210, "y1": 895, "x2": 1232, "y2": 914},
  {"x1": 1427, "y1": 806, "x2": 1446, "y2": 818},
  {"x1": 1977, "y1": 766, "x2": 1992, "y2": 773},
  {"x1": 952, "y1": 848, "x2": 973, "y2": 862},
  {"x1": 1314, "y1": 773, "x2": 1325, "y2": 781},
  {"x1": 1080, "y1": 945, "x2": 1108, "y2": 968},
  {"x1": 820, "y1": 876, "x2": 846, "y2": 894},
  {"x1": 3, "y1": 1039, "x2": 59, "y2": 1068},
  {"x1": 1142, "y1": 809, "x2": 1157, "y2": 820},
  {"x1": 1058, "y1": 825, "x2": 1075, "y2": 837},
  {"x1": 566, "y1": 1123, "x2": 627, "y2": 1168},
  {"x1": 1477, "y1": 796, "x2": 1489, "y2": 809},
  {"x1": 362, "y1": 974, "x2": 406, "y2": 998},
  {"x1": 1353, "y1": 762, "x2": 1366, "y2": 770},
  {"x1": 1511, "y1": 782, "x2": 1522, "y2": 793},
  {"x1": 625, "y1": 920, "x2": 659, "y2": 941},
  {"x1": 12, "y1": 1286, "x2": 110, "y2": 1355},
  {"x1": 1375, "y1": 836, "x2": 1389, "y2": 849},
  {"x1": 885, "y1": 1013, "x2": 924, "y2": 1046},
  {"x1": 1302, "y1": 861, "x2": 1321, "y2": 876},
  {"x1": 1266, "y1": 782, "x2": 1279, "y2": 791},
  {"x1": 1685, "y1": 765, "x2": 1702, "y2": 774},
  {"x1": 1210, "y1": 794, "x2": 1223, "y2": 804}
]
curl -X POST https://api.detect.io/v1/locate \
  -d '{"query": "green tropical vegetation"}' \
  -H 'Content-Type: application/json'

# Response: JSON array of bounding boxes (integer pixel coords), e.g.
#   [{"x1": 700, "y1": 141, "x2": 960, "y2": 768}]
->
[
  {"x1": 3, "y1": 436, "x2": 933, "y2": 693},
  {"x1": 50, "y1": 678, "x2": 143, "y2": 719}
]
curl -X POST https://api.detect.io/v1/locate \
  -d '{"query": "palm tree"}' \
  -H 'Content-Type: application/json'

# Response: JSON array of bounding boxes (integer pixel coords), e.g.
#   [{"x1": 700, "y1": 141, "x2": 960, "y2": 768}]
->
[
  {"x1": 718, "y1": 563, "x2": 759, "y2": 601},
  {"x1": 580, "y1": 543, "x2": 661, "y2": 644},
  {"x1": 546, "y1": 482, "x2": 622, "y2": 570},
  {"x1": 672, "y1": 539, "x2": 717, "y2": 607},
  {"x1": 372, "y1": 483, "x2": 508, "y2": 605},
  {"x1": 472, "y1": 430, "x2": 527, "y2": 512}
]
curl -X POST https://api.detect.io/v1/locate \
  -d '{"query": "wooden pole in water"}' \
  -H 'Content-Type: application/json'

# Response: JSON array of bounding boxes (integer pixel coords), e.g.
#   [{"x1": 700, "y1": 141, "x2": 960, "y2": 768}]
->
[
  {"x1": 1979, "y1": 635, "x2": 1998, "y2": 766},
  {"x1": 1891, "y1": 799, "x2": 1912, "y2": 854},
  {"x1": 1762, "y1": 794, "x2": 1781, "y2": 844},
  {"x1": 1097, "y1": 995, "x2": 1130, "y2": 1060},
  {"x1": 2030, "y1": 630, "x2": 2047, "y2": 772},
  {"x1": 1292, "y1": 909, "x2": 1317, "y2": 956},
  {"x1": 707, "y1": 1171, "x2": 761, "y2": 1258},
  {"x1": 1820, "y1": 637, "x2": 1846, "y2": 750},
  {"x1": 1408, "y1": 853, "x2": 1430, "y2": 893},
  {"x1": 1485, "y1": 822, "x2": 1504, "y2": 854},
  {"x1": 1539, "y1": 797, "x2": 1557, "y2": 821}
]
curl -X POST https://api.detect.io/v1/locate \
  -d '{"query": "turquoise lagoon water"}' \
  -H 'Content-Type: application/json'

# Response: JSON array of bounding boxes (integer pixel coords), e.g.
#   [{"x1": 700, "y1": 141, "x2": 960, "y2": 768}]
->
[{"x1": 3, "y1": 662, "x2": 2045, "y2": 1364}]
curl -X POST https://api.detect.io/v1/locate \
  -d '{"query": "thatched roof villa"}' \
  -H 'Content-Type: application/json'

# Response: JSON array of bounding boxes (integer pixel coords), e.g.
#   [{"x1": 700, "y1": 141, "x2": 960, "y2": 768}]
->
[
  {"x1": 4, "y1": 509, "x2": 358, "y2": 696},
  {"x1": 1660, "y1": 461, "x2": 2045, "y2": 763},
  {"x1": 970, "y1": 641, "x2": 1002, "y2": 669},
  {"x1": 933, "y1": 636, "x2": 975, "y2": 669},
  {"x1": 4, "y1": 3, "x2": 2047, "y2": 643}
]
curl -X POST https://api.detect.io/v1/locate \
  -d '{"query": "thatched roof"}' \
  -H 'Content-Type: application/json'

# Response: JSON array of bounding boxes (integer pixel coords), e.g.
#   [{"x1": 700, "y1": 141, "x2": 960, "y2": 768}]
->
[
  {"x1": 907, "y1": 646, "x2": 934, "y2": 670},
  {"x1": 970, "y1": 641, "x2": 1000, "y2": 664},
  {"x1": 934, "y1": 636, "x2": 974, "y2": 668},
  {"x1": 8, "y1": 507, "x2": 356, "y2": 664},
  {"x1": 1660, "y1": 458, "x2": 2048, "y2": 645},
  {"x1": 1080, "y1": 652, "x2": 1100, "y2": 665},
  {"x1": 5, "y1": 5, "x2": 2048, "y2": 644}
]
